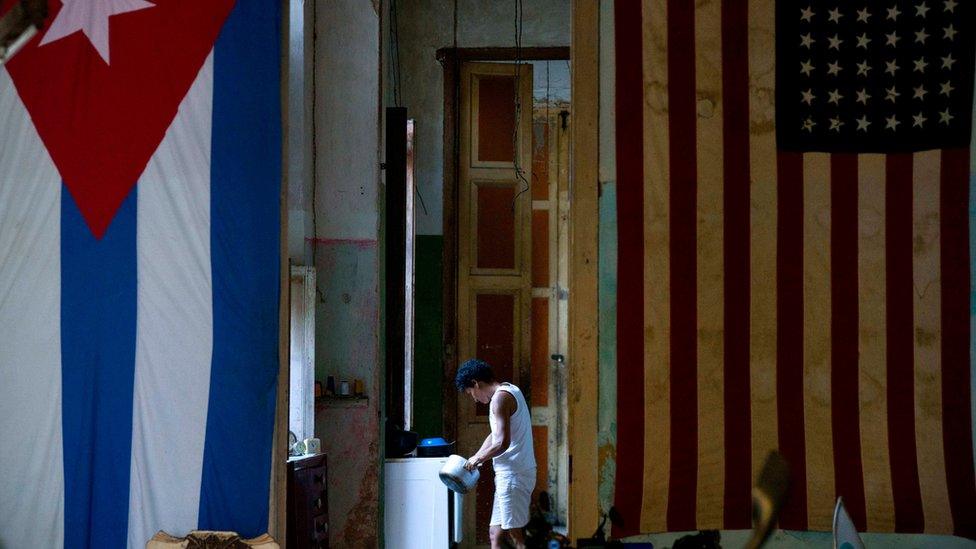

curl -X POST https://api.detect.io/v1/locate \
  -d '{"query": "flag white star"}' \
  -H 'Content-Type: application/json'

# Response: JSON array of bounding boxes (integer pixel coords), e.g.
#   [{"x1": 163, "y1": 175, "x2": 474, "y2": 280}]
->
[
  {"x1": 913, "y1": 57, "x2": 928, "y2": 73},
  {"x1": 828, "y1": 7, "x2": 843, "y2": 23},
  {"x1": 885, "y1": 59, "x2": 900, "y2": 75},
  {"x1": 857, "y1": 60, "x2": 872, "y2": 76},
  {"x1": 886, "y1": 31, "x2": 901, "y2": 47},
  {"x1": 828, "y1": 89, "x2": 844, "y2": 105},
  {"x1": 944, "y1": 0, "x2": 957, "y2": 13},
  {"x1": 828, "y1": 34, "x2": 844, "y2": 50},
  {"x1": 916, "y1": 2, "x2": 930, "y2": 17},
  {"x1": 800, "y1": 33, "x2": 815, "y2": 48},
  {"x1": 939, "y1": 109, "x2": 954, "y2": 125},
  {"x1": 800, "y1": 6, "x2": 815, "y2": 22},
  {"x1": 856, "y1": 88, "x2": 871, "y2": 104},
  {"x1": 886, "y1": 115, "x2": 900, "y2": 130},
  {"x1": 912, "y1": 112, "x2": 927, "y2": 128},
  {"x1": 857, "y1": 7, "x2": 872, "y2": 22},
  {"x1": 940, "y1": 80, "x2": 954, "y2": 96},
  {"x1": 915, "y1": 29, "x2": 930, "y2": 44},
  {"x1": 803, "y1": 117, "x2": 817, "y2": 132},
  {"x1": 944, "y1": 24, "x2": 957, "y2": 41},
  {"x1": 827, "y1": 60, "x2": 842, "y2": 76},
  {"x1": 830, "y1": 117, "x2": 844, "y2": 132},
  {"x1": 886, "y1": 86, "x2": 900, "y2": 103},
  {"x1": 942, "y1": 54, "x2": 956, "y2": 70},
  {"x1": 800, "y1": 59, "x2": 815, "y2": 76},
  {"x1": 856, "y1": 116, "x2": 871, "y2": 131},
  {"x1": 38, "y1": 0, "x2": 154, "y2": 64},
  {"x1": 857, "y1": 33, "x2": 872, "y2": 49},
  {"x1": 887, "y1": 5, "x2": 901, "y2": 20},
  {"x1": 913, "y1": 85, "x2": 928, "y2": 100},
  {"x1": 801, "y1": 89, "x2": 816, "y2": 105}
]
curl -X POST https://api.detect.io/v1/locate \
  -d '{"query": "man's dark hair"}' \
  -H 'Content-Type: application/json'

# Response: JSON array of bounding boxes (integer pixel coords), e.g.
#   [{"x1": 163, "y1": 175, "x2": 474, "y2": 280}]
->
[{"x1": 455, "y1": 358, "x2": 495, "y2": 391}]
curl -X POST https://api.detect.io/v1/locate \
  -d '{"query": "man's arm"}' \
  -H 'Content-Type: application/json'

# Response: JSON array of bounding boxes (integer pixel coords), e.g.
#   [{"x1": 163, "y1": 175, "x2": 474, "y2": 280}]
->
[
  {"x1": 465, "y1": 392, "x2": 515, "y2": 470},
  {"x1": 472, "y1": 432, "x2": 493, "y2": 462}
]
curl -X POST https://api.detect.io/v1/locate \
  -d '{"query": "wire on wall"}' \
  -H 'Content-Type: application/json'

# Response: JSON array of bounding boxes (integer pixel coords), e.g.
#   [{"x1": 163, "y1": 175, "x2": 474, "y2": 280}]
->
[
  {"x1": 452, "y1": 0, "x2": 460, "y2": 225},
  {"x1": 389, "y1": 0, "x2": 429, "y2": 216},
  {"x1": 310, "y1": 0, "x2": 319, "y2": 266},
  {"x1": 511, "y1": 0, "x2": 529, "y2": 212},
  {"x1": 389, "y1": 0, "x2": 402, "y2": 107}
]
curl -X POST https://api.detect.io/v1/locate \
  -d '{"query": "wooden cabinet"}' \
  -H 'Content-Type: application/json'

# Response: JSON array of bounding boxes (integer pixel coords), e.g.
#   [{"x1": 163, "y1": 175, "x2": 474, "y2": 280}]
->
[{"x1": 287, "y1": 454, "x2": 328, "y2": 549}]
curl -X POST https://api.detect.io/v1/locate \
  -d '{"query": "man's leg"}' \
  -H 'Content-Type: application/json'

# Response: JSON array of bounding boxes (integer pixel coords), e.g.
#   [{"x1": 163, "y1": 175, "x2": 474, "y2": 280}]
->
[
  {"x1": 489, "y1": 525, "x2": 505, "y2": 549},
  {"x1": 505, "y1": 527, "x2": 526, "y2": 549}
]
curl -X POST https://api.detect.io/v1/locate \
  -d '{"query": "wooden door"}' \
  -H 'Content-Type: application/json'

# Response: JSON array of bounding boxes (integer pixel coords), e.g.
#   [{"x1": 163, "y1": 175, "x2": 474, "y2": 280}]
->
[{"x1": 456, "y1": 61, "x2": 533, "y2": 546}]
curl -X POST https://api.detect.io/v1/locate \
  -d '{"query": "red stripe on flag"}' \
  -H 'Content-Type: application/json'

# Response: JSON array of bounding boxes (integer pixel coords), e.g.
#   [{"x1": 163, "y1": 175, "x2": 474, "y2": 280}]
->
[
  {"x1": 666, "y1": 0, "x2": 698, "y2": 532},
  {"x1": 830, "y1": 154, "x2": 867, "y2": 530},
  {"x1": 721, "y1": 0, "x2": 752, "y2": 530},
  {"x1": 885, "y1": 153, "x2": 924, "y2": 533},
  {"x1": 776, "y1": 152, "x2": 808, "y2": 530},
  {"x1": 938, "y1": 148, "x2": 976, "y2": 538},
  {"x1": 612, "y1": 0, "x2": 645, "y2": 538}
]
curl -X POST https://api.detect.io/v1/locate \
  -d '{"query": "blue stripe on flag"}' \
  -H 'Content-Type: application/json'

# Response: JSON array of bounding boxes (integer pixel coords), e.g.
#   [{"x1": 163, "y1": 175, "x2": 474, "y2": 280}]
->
[
  {"x1": 61, "y1": 187, "x2": 138, "y2": 549},
  {"x1": 197, "y1": 0, "x2": 281, "y2": 536}
]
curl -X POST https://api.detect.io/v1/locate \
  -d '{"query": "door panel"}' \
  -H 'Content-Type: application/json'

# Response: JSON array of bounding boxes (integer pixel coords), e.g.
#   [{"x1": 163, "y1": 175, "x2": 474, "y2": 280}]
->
[
  {"x1": 473, "y1": 182, "x2": 518, "y2": 272},
  {"x1": 457, "y1": 61, "x2": 532, "y2": 546}
]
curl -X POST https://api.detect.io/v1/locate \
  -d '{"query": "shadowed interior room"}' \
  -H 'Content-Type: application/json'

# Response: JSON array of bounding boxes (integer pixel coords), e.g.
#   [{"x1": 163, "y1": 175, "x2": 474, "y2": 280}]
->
[{"x1": 0, "y1": 1, "x2": 975, "y2": 548}]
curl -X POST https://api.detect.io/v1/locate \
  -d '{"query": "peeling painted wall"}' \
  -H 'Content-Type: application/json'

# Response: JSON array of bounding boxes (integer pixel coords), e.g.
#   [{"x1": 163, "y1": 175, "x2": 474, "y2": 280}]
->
[
  {"x1": 311, "y1": 1, "x2": 382, "y2": 546},
  {"x1": 285, "y1": 0, "x2": 315, "y2": 264},
  {"x1": 596, "y1": 0, "x2": 618, "y2": 517},
  {"x1": 311, "y1": 179, "x2": 381, "y2": 541}
]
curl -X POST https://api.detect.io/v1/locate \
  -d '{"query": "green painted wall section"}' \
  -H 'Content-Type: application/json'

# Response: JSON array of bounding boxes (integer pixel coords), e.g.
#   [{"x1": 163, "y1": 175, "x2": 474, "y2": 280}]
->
[
  {"x1": 598, "y1": 181, "x2": 618, "y2": 514},
  {"x1": 413, "y1": 235, "x2": 445, "y2": 439}
]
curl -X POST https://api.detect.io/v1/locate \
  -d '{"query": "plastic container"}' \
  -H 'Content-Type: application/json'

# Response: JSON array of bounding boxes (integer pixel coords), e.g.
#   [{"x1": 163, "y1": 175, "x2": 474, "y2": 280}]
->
[{"x1": 417, "y1": 437, "x2": 454, "y2": 457}]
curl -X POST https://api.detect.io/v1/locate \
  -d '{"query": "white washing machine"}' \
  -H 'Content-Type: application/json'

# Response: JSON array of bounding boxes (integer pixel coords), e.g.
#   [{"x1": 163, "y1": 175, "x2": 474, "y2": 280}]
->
[{"x1": 384, "y1": 457, "x2": 464, "y2": 548}]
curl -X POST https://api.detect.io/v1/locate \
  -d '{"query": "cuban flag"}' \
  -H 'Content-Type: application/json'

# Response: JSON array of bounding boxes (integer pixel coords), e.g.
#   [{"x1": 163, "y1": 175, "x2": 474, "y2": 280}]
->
[{"x1": 0, "y1": 1, "x2": 280, "y2": 548}]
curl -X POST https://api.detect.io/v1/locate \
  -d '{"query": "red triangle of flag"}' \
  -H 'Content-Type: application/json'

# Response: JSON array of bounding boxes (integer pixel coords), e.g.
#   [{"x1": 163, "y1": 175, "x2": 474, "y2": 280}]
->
[{"x1": 5, "y1": 0, "x2": 235, "y2": 238}]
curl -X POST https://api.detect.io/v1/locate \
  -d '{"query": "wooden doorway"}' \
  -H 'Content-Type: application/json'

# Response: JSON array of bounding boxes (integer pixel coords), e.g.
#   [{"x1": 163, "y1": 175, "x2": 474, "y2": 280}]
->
[
  {"x1": 458, "y1": 60, "x2": 533, "y2": 546},
  {"x1": 440, "y1": 48, "x2": 571, "y2": 546}
]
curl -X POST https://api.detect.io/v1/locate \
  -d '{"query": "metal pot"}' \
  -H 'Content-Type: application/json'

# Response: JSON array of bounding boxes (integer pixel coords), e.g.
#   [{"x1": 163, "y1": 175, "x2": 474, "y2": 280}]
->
[{"x1": 438, "y1": 454, "x2": 480, "y2": 494}]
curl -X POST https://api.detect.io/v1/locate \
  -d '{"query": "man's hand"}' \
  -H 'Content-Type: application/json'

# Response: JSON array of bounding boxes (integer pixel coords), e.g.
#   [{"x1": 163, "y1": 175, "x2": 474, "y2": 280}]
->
[{"x1": 464, "y1": 457, "x2": 479, "y2": 471}]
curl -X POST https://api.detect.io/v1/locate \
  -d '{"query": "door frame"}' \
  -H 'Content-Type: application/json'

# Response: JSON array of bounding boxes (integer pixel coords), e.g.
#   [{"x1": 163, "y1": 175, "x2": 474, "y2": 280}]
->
[
  {"x1": 567, "y1": 1, "x2": 600, "y2": 540},
  {"x1": 436, "y1": 46, "x2": 570, "y2": 446},
  {"x1": 437, "y1": 1, "x2": 600, "y2": 540}
]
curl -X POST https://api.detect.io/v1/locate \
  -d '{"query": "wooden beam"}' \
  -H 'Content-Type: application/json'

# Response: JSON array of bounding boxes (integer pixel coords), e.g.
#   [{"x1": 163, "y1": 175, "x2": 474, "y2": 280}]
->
[
  {"x1": 569, "y1": 0, "x2": 600, "y2": 541},
  {"x1": 435, "y1": 46, "x2": 570, "y2": 63},
  {"x1": 268, "y1": 0, "x2": 290, "y2": 540},
  {"x1": 440, "y1": 48, "x2": 460, "y2": 443}
]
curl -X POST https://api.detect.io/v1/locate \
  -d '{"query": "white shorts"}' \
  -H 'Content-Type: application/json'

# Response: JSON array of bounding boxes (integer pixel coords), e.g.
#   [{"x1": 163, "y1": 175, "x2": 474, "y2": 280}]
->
[{"x1": 489, "y1": 468, "x2": 536, "y2": 530}]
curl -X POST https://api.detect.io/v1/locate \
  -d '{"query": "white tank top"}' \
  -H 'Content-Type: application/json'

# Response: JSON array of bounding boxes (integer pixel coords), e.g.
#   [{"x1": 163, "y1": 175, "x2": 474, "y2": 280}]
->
[{"x1": 488, "y1": 383, "x2": 536, "y2": 474}]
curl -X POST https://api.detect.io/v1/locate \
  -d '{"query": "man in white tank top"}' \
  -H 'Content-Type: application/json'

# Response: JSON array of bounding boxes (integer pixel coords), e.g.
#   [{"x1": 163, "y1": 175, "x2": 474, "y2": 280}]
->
[{"x1": 455, "y1": 359, "x2": 536, "y2": 549}]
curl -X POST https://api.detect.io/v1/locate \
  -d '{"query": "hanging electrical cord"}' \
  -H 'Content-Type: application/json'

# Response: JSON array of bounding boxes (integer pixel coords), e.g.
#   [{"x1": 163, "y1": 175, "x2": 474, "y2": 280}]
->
[
  {"x1": 310, "y1": 0, "x2": 319, "y2": 266},
  {"x1": 389, "y1": 0, "x2": 402, "y2": 107},
  {"x1": 546, "y1": 60, "x2": 550, "y2": 139},
  {"x1": 451, "y1": 0, "x2": 460, "y2": 223},
  {"x1": 511, "y1": 0, "x2": 529, "y2": 212},
  {"x1": 389, "y1": 0, "x2": 429, "y2": 215}
]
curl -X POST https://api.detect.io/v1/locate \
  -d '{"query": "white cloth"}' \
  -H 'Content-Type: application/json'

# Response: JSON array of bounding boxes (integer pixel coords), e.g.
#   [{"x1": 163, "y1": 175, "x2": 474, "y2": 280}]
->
[
  {"x1": 832, "y1": 497, "x2": 865, "y2": 549},
  {"x1": 489, "y1": 468, "x2": 536, "y2": 530},
  {"x1": 488, "y1": 383, "x2": 536, "y2": 474}
]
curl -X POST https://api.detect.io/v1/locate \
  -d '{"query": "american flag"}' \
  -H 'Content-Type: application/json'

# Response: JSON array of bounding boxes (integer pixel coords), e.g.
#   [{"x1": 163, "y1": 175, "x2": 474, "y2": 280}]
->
[
  {"x1": 777, "y1": 0, "x2": 974, "y2": 152},
  {"x1": 612, "y1": 0, "x2": 976, "y2": 538}
]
